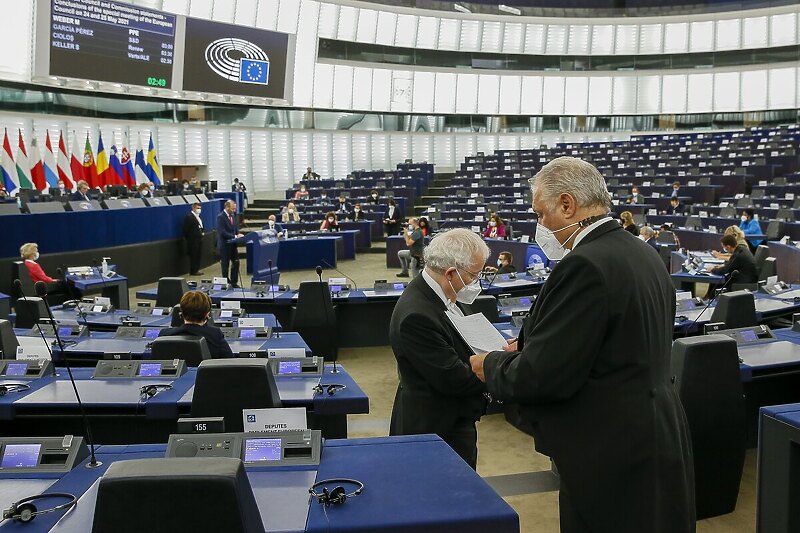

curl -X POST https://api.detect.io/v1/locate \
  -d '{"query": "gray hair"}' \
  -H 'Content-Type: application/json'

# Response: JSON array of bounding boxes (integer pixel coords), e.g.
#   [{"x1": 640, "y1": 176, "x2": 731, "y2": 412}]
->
[
  {"x1": 640, "y1": 226, "x2": 655, "y2": 238},
  {"x1": 424, "y1": 228, "x2": 490, "y2": 273},
  {"x1": 529, "y1": 156, "x2": 611, "y2": 211}
]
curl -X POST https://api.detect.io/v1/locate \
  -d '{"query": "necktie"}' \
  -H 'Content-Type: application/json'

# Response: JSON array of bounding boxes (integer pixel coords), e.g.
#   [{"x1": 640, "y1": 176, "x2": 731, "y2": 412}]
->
[{"x1": 229, "y1": 214, "x2": 233, "y2": 226}]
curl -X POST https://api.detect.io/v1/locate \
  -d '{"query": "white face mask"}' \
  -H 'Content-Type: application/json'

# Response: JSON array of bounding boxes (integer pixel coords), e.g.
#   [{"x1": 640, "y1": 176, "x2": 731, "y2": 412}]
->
[
  {"x1": 496, "y1": 259, "x2": 503, "y2": 267},
  {"x1": 328, "y1": 218, "x2": 335, "y2": 223},
  {"x1": 638, "y1": 235, "x2": 646, "y2": 241},
  {"x1": 489, "y1": 221, "x2": 496, "y2": 227},
  {"x1": 408, "y1": 224, "x2": 414, "y2": 231},
  {"x1": 741, "y1": 215, "x2": 747, "y2": 222},
  {"x1": 535, "y1": 220, "x2": 582, "y2": 261},
  {"x1": 34, "y1": 252, "x2": 40, "y2": 261},
  {"x1": 194, "y1": 208, "x2": 201, "y2": 215},
  {"x1": 354, "y1": 208, "x2": 360, "y2": 213},
  {"x1": 372, "y1": 194, "x2": 378, "y2": 199},
  {"x1": 288, "y1": 209, "x2": 294, "y2": 214},
  {"x1": 449, "y1": 269, "x2": 481, "y2": 305}
]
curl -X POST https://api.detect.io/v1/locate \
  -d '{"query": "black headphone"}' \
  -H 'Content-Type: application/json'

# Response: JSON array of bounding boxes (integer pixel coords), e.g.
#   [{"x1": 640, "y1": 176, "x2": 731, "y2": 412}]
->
[
  {"x1": 0, "y1": 383, "x2": 31, "y2": 396},
  {"x1": 313, "y1": 383, "x2": 346, "y2": 396},
  {"x1": 139, "y1": 384, "x2": 173, "y2": 399},
  {"x1": 2, "y1": 493, "x2": 77, "y2": 523},
  {"x1": 309, "y1": 479, "x2": 364, "y2": 506}
]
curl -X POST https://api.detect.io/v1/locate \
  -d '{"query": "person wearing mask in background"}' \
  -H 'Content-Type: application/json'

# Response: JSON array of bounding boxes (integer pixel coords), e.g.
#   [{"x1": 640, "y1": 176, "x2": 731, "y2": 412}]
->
[
  {"x1": 0, "y1": 188, "x2": 8, "y2": 200},
  {"x1": 397, "y1": 217, "x2": 424, "y2": 278},
  {"x1": 336, "y1": 195, "x2": 352, "y2": 219},
  {"x1": 639, "y1": 226, "x2": 658, "y2": 251},
  {"x1": 485, "y1": 251, "x2": 516, "y2": 275},
  {"x1": 19, "y1": 242, "x2": 69, "y2": 298},
  {"x1": 301, "y1": 166, "x2": 320, "y2": 180},
  {"x1": 317, "y1": 191, "x2": 330, "y2": 205},
  {"x1": 181, "y1": 179, "x2": 192, "y2": 193},
  {"x1": 666, "y1": 196, "x2": 686, "y2": 216},
  {"x1": 217, "y1": 200, "x2": 244, "y2": 288},
  {"x1": 265, "y1": 214, "x2": 284, "y2": 236},
  {"x1": 53, "y1": 179, "x2": 68, "y2": 197},
  {"x1": 159, "y1": 291, "x2": 233, "y2": 358},
  {"x1": 293, "y1": 184, "x2": 309, "y2": 200},
  {"x1": 709, "y1": 234, "x2": 758, "y2": 284},
  {"x1": 134, "y1": 182, "x2": 152, "y2": 199},
  {"x1": 182, "y1": 202, "x2": 204, "y2": 275},
  {"x1": 712, "y1": 226, "x2": 748, "y2": 261},
  {"x1": 320, "y1": 211, "x2": 339, "y2": 232},
  {"x1": 384, "y1": 198, "x2": 403, "y2": 236},
  {"x1": 368, "y1": 190, "x2": 380, "y2": 205},
  {"x1": 352, "y1": 203, "x2": 366, "y2": 221},
  {"x1": 389, "y1": 228, "x2": 490, "y2": 469},
  {"x1": 71, "y1": 180, "x2": 91, "y2": 201},
  {"x1": 627, "y1": 186, "x2": 644, "y2": 205},
  {"x1": 281, "y1": 202, "x2": 301, "y2": 222},
  {"x1": 671, "y1": 181, "x2": 682, "y2": 198},
  {"x1": 619, "y1": 211, "x2": 638, "y2": 236},
  {"x1": 483, "y1": 214, "x2": 506, "y2": 239},
  {"x1": 418, "y1": 217, "x2": 431, "y2": 237},
  {"x1": 739, "y1": 208, "x2": 763, "y2": 251},
  {"x1": 232, "y1": 178, "x2": 247, "y2": 193}
]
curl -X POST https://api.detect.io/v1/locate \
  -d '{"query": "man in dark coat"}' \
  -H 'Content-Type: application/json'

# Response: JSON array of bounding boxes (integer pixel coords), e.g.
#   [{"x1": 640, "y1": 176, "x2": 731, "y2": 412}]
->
[
  {"x1": 217, "y1": 200, "x2": 243, "y2": 288},
  {"x1": 183, "y1": 202, "x2": 204, "y2": 275}
]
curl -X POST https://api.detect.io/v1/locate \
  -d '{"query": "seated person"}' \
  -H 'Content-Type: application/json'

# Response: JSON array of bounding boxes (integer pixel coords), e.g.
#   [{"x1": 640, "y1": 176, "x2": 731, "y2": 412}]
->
[
  {"x1": 657, "y1": 223, "x2": 681, "y2": 247},
  {"x1": 739, "y1": 208, "x2": 763, "y2": 249},
  {"x1": 485, "y1": 251, "x2": 516, "y2": 275},
  {"x1": 293, "y1": 184, "x2": 309, "y2": 200},
  {"x1": 281, "y1": 202, "x2": 300, "y2": 222},
  {"x1": 711, "y1": 226, "x2": 747, "y2": 261},
  {"x1": 264, "y1": 214, "x2": 284, "y2": 236},
  {"x1": 671, "y1": 181, "x2": 681, "y2": 198},
  {"x1": 627, "y1": 187, "x2": 644, "y2": 204},
  {"x1": 19, "y1": 242, "x2": 70, "y2": 298},
  {"x1": 71, "y1": 180, "x2": 92, "y2": 201},
  {"x1": 709, "y1": 234, "x2": 758, "y2": 284},
  {"x1": 482, "y1": 214, "x2": 506, "y2": 239},
  {"x1": 639, "y1": 226, "x2": 658, "y2": 250},
  {"x1": 620, "y1": 211, "x2": 638, "y2": 236},
  {"x1": 367, "y1": 189, "x2": 380, "y2": 205},
  {"x1": 301, "y1": 166, "x2": 320, "y2": 180},
  {"x1": 418, "y1": 217, "x2": 430, "y2": 236},
  {"x1": 158, "y1": 291, "x2": 233, "y2": 359},
  {"x1": 666, "y1": 196, "x2": 685, "y2": 216},
  {"x1": 316, "y1": 191, "x2": 331, "y2": 205},
  {"x1": 336, "y1": 195, "x2": 351, "y2": 218},
  {"x1": 181, "y1": 179, "x2": 193, "y2": 193},
  {"x1": 134, "y1": 182, "x2": 152, "y2": 199},
  {"x1": 352, "y1": 203, "x2": 366, "y2": 221},
  {"x1": 320, "y1": 211, "x2": 340, "y2": 231}
]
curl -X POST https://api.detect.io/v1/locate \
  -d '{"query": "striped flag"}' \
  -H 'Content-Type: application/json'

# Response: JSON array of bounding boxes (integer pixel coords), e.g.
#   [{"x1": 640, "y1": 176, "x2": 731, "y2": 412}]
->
[
  {"x1": 29, "y1": 135, "x2": 47, "y2": 191},
  {"x1": 95, "y1": 133, "x2": 110, "y2": 187},
  {"x1": 146, "y1": 133, "x2": 162, "y2": 186},
  {"x1": 108, "y1": 142, "x2": 126, "y2": 186},
  {"x1": 134, "y1": 133, "x2": 149, "y2": 185},
  {"x1": 56, "y1": 131, "x2": 74, "y2": 189},
  {"x1": 120, "y1": 135, "x2": 136, "y2": 187},
  {"x1": 70, "y1": 131, "x2": 84, "y2": 186},
  {"x1": 1, "y1": 129, "x2": 19, "y2": 194},
  {"x1": 43, "y1": 131, "x2": 60, "y2": 188},
  {"x1": 82, "y1": 134, "x2": 98, "y2": 188},
  {"x1": 15, "y1": 130, "x2": 34, "y2": 189}
]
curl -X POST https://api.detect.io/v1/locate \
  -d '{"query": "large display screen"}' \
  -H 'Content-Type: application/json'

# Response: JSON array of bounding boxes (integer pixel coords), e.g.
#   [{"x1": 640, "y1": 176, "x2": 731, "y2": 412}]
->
[
  {"x1": 182, "y1": 17, "x2": 289, "y2": 99},
  {"x1": 48, "y1": 0, "x2": 177, "y2": 88},
  {"x1": 1, "y1": 444, "x2": 41, "y2": 468}
]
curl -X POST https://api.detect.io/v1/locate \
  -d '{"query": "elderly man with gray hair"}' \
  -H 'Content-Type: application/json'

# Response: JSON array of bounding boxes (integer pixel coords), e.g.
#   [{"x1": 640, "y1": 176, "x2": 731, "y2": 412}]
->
[
  {"x1": 471, "y1": 157, "x2": 695, "y2": 532},
  {"x1": 389, "y1": 228, "x2": 490, "y2": 469},
  {"x1": 639, "y1": 225, "x2": 658, "y2": 250}
]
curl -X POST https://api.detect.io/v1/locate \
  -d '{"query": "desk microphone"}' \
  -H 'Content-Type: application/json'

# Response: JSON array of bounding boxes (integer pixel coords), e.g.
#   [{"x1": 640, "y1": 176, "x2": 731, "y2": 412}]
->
[
  {"x1": 315, "y1": 266, "x2": 323, "y2": 283},
  {"x1": 684, "y1": 269, "x2": 739, "y2": 337},
  {"x1": 58, "y1": 268, "x2": 90, "y2": 328},
  {"x1": 267, "y1": 260, "x2": 279, "y2": 338},
  {"x1": 34, "y1": 281, "x2": 101, "y2": 468},
  {"x1": 320, "y1": 259, "x2": 358, "y2": 290}
]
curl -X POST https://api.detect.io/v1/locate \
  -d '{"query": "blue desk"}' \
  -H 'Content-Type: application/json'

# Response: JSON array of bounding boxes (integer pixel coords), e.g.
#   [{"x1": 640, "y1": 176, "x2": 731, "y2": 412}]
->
[
  {"x1": 278, "y1": 236, "x2": 341, "y2": 270},
  {"x1": 0, "y1": 364, "x2": 366, "y2": 442},
  {"x1": 304, "y1": 230, "x2": 359, "y2": 260},
  {"x1": 0, "y1": 435, "x2": 518, "y2": 533},
  {"x1": 67, "y1": 272, "x2": 129, "y2": 310},
  {"x1": 758, "y1": 403, "x2": 800, "y2": 533},
  {"x1": 48, "y1": 309, "x2": 172, "y2": 331},
  {"x1": 213, "y1": 191, "x2": 245, "y2": 211}
]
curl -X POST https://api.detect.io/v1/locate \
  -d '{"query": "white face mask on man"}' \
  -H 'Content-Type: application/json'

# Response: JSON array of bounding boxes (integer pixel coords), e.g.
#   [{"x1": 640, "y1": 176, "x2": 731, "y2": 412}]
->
[
  {"x1": 535, "y1": 221, "x2": 582, "y2": 261},
  {"x1": 448, "y1": 269, "x2": 481, "y2": 305}
]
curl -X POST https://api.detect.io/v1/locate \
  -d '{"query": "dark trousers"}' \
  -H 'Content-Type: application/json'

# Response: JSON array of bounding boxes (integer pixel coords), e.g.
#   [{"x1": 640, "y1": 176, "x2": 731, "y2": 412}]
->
[
  {"x1": 559, "y1": 481, "x2": 593, "y2": 533},
  {"x1": 187, "y1": 237, "x2": 202, "y2": 274},
  {"x1": 440, "y1": 418, "x2": 478, "y2": 470},
  {"x1": 219, "y1": 245, "x2": 240, "y2": 286}
]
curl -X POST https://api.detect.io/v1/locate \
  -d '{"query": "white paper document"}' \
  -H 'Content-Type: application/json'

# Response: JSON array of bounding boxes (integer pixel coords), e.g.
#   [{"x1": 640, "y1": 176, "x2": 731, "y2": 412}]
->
[{"x1": 446, "y1": 311, "x2": 508, "y2": 354}]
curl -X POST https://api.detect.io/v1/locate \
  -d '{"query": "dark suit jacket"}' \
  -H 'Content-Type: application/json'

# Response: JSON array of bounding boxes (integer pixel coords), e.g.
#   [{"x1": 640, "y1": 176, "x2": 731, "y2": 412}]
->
[
  {"x1": 70, "y1": 191, "x2": 90, "y2": 201},
  {"x1": 383, "y1": 205, "x2": 403, "y2": 235},
  {"x1": 496, "y1": 264, "x2": 516, "y2": 275},
  {"x1": 669, "y1": 204, "x2": 686, "y2": 215},
  {"x1": 182, "y1": 212, "x2": 203, "y2": 241},
  {"x1": 389, "y1": 276, "x2": 487, "y2": 439},
  {"x1": 715, "y1": 244, "x2": 758, "y2": 283},
  {"x1": 646, "y1": 237, "x2": 659, "y2": 250},
  {"x1": 216, "y1": 211, "x2": 238, "y2": 251},
  {"x1": 484, "y1": 220, "x2": 695, "y2": 532},
  {"x1": 158, "y1": 323, "x2": 234, "y2": 359}
]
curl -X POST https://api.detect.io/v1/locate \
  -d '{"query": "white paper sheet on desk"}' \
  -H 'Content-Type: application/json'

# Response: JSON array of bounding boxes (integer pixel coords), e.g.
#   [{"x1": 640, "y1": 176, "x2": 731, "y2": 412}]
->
[{"x1": 446, "y1": 311, "x2": 508, "y2": 354}]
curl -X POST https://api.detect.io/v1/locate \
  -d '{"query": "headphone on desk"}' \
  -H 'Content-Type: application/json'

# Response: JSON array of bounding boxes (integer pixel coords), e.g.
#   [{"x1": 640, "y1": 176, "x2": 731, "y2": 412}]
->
[
  {"x1": 313, "y1": 383, "x2": 347, "y2": 396},
  {"x1": 139, "y1": 384, "x2": 173, "y2": 399},
  {"x1": 0, "y1": 383, "x2": 31, "y2": 396},
  {"x1": 2, "y1": 493, "x2": 77, "y2": 524},
  {"x1": 309, "y1": 479, "x2": 364, "y2": 506}
]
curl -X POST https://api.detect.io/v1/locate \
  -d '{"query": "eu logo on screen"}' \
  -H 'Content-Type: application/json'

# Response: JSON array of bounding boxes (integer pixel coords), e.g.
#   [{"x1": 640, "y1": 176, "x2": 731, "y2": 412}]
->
[
  {"x1": 246, "y1": 414, "x2": 256, "y2": 423},
  {"x1": 239, "y1": 59, "x2": 269, "y2": 85}
]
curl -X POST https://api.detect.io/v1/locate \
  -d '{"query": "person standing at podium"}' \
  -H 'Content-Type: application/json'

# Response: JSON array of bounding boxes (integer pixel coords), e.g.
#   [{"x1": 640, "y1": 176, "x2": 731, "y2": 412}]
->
[
  {"x1": 217, "y1": 200, "x2": 243, "y2": 288},
  {"x1": 470, "y1": 157, "x2": 695, "y2": 533},
  {"x1": 183, "y1": 202, "x2": 204, "y2": 276}
]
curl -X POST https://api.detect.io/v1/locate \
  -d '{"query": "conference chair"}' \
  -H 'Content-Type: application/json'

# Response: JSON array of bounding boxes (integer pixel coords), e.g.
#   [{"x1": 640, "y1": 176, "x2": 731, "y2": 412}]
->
[
  {"x1": 0, "y1": 319, "x2": 19, "y2": 359},
  {"x1": 719, "y1": 206, "x2": 736, "y2": 218},
  {"x1": 709, "y1": 290, "x2": 757, "y2": 329},
  {"x1": 751, "y1": 189, "x2": 766, "y2": 199},
  {"x1": 457, "y1": 295, "x2": 499, "y2": 323},
  {"x1": 753, "y1": 245, "x2": 770, "y2": 273},
  {"x1": 671, "y1": 335, "x2": 746, "y2": 520},
  {"x1": 656, "y1": 231, "x2": 677, "y2": 245},
  {"x1": 191, "y1": 359, "x2": 281, "y2": 432},
  {"x1": 776, "y1": 208, "x2": 795, "y2": 222},
  {"x1": 291, "y1": 281, "x2": 338, "y2": 361},
  {"x1": 736, "y1": 197, "x2": 752, "y2": 208},
  {"x1": 11, "y1": 262, "x2": 35, "y2": 299},
  {"x1": 773, "y1": 177, "x2": 787, "y2": 186},
  {"x1": 155, "y1": 277, "x2": 189, "y2": 308},
  {"x1": 14, "y1": 296, "x2": 49, "y2": 330},
  {"x1": 92, "y1": 458, "x2": 265, "y2": 533},
  {"x1": 758, "y1": 257, "x2": 777, "y2": 282},
  {"x1": 765, "y1": 220, "x2": 786, "y2": 241},
  {"x1": 150, "y1": 335, "x2": 210, "y2": 366},
  {"x1": 684, "y1": 216, "x2": 704, "y2": 231}
]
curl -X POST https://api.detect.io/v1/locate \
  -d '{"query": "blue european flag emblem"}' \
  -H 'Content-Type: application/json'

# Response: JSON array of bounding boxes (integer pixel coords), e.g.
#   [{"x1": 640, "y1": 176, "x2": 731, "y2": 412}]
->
[
  {"x1": 246, "y1": 414, "x2": 256, "y2": 423},
  {"x1": 239, "y1": 59, "x2": 269, "y2": 85}
]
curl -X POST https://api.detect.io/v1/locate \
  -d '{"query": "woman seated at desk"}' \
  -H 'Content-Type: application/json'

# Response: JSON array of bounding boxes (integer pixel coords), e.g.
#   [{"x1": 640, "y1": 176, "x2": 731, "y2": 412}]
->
[
  {"x1": 620, "y1": 211, "x2": 639, "y2": 236},
  {"x1": 483, "y1": 214, "x2": 506, "y2": 239},
  {"x1": 293, "y1": 184, "x2": 309, "y2": 200},
  {"x1": 320, "y1": 211, "x2": 340, "y2": 232},
  {"x1": 282, "y1": 202, "x2": 301, "y2": 222},
  {"x1": 159, "y1": 291, "x2": 233, "y2": 358},
  {"x1": 711, "y1": 226, "x2": 748, "y2": 261},
  {"x1": 20, "y1": 242, "x2": 70, "y2": 299},
  {"x1": 368, "y1": 189, "x2": 380, "y2": 205}
]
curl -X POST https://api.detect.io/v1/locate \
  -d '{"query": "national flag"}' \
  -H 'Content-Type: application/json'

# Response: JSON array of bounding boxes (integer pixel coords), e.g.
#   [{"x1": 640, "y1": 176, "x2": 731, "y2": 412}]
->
[
  {"x1": 146, "y1": 133, "x2": 162, "y2": 186},
  {"x1": 15, "y1": 130, "x2": 34, "y2": 189},
  {"x1": 56, "y1": 131, "x2": 74, "y2": 189},
  {"x1": 1, "y1": 129, "x2": 19, "y2": 194},
  {"x1": 29, "y1": 135, "x2": 47, "y2": 191},
  {"x1": 120, "y1": 135, "x2": 136, "y2": 187},
  {"x1": 134, "y1": 133, "x2": 149, "y2": 185},
  {"x1": 43, "y1": 131, "x2": 60, "y2": 188},
  {"x1": 70, "y1": 131, "x2": 84, "y2": 186},
  {"x1": 82, "y1": 134, "x2": 98, "y2": 188},
  {"x1": 108, "y1": 143, "x2": 126, "y2": 186},
  {"x1": 95, "y1": 133, "x2": 110, "y2": 187}
]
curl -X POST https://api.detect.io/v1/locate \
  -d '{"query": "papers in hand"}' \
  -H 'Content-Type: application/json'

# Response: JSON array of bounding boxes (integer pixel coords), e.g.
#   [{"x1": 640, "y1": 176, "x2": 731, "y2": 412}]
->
[{"x1": 446, "y1": 311, "x2": 508, "y2": 354}]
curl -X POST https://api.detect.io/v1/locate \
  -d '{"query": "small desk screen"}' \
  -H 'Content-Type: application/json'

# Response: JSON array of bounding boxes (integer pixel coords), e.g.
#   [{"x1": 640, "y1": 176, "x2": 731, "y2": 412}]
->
[
  {"x1": 519, "y1": 298, "x2": 531, "y2": 306},
  {"x1": 220, "y1": 310, "x2": 233, "y2": 318},
  {"x1": 212, "y1": 284, "x2": 223, "y2": 291},
  {"x1": 1, "y1": 444, "x2": 40, "y2": 468},
  {"x1": 243, "y1": 438, "x2": 282, "y2": 462},
  {"x1": 240, "y1": 329, "x2": 256, "y2": 339},
  {"x1": 278, "y1": 361, "x2": 301, "y2": 374},
  {"x1": 4, "y1": 363, "x2": 27, "y2": 376},
  {"x1": 393, "y1": 283, "x2": 404, "y2": 290},
  {"x1": 58, "y1": 326, "x2": 72, "y2": 337},
  {"x1": 740, "y1": 330, "x2": 758, "y2": 342},
  {"x1": 151, "y1": 308, "x2": 164, "y2": 316},
  {"x1": 144, "y1": 329, "x2": 160, "y2": 339},
  {"x1": 330, "y1": 285, "x2": 342, "y2": 294},
  {"x1": 138, "y1": 363, "x2": 162, "y2": 377}
]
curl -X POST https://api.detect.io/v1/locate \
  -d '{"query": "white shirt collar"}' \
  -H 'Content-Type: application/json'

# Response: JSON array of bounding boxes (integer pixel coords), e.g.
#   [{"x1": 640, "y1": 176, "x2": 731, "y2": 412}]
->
[
  {"x1": 193, "y1": 211, "x2": 203, "y2": 227},
  {"x1": 571, "y1": 216, "x2": 613, "y2": 249},
  {"x1": 422, "y1": 270, "x2": 463, "y2": 316}
]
